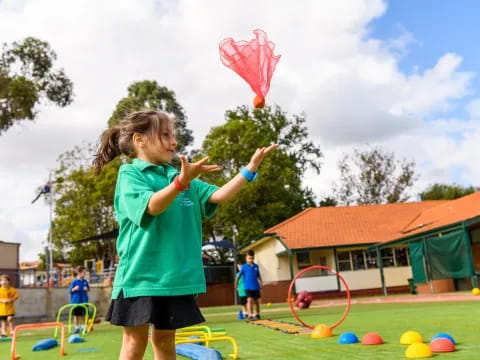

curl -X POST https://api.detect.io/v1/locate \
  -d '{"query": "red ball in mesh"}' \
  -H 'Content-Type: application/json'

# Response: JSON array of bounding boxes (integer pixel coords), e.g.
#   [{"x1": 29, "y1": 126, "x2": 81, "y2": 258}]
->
[{"x1": 295, "y1": 290, "x2": 312, "y2": 309}]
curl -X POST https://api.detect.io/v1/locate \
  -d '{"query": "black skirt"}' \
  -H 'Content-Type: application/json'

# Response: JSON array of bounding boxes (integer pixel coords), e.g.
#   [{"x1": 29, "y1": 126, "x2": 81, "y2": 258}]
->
[{"x1": 105, "y1": 291, "x2": 205, "y2": 330}]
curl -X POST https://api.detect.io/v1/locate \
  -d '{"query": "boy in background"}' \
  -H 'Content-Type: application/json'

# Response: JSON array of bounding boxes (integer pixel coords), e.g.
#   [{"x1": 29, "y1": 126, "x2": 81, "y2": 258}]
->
[
  {"x1": 236, "y1": 250, "x2": 262, "y2": 320},
  {"x1": 69, "y1": 266, "x2": 90, "y2": 333}
]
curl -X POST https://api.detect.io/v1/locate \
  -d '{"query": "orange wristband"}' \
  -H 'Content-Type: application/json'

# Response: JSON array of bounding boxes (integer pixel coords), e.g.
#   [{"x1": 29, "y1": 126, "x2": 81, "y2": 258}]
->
[{"x1": 174, "y1": 176, "x2": 190, "y2": 191}]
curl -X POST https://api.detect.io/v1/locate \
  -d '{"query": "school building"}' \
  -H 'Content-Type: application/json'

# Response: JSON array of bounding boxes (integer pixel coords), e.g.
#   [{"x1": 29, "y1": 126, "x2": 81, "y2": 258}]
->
[
  {"x1": 0, "y1": 240, "x2": 21, "y2": 287},
  {"x1": 240, "y1": 192, "x2": 480, "y2": 302}
]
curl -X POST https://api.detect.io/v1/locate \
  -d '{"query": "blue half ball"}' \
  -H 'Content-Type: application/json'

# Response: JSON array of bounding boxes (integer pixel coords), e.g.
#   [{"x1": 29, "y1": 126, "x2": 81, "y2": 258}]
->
[
  {"x1": 431, "y1": 333, "x2": 456, "y2": 345},
  {"x1": 339, "y1": 332, "x2": 359, "y2": 344}
]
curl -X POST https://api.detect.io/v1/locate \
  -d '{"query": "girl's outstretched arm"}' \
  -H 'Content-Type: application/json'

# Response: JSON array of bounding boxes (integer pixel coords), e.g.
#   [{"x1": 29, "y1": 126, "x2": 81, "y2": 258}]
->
[
  {"x1": 208, "y1": 144, "x2": 278, "y2": 204},
  {"x1": 147, "y1": 156, "x2": 221, "y2": 216}
]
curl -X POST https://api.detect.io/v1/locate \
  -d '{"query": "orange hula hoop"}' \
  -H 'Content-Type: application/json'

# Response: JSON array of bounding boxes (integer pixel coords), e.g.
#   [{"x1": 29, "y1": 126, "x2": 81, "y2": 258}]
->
[{"x1": 288, "y1": 265, "x2": 351, "y2": 330}]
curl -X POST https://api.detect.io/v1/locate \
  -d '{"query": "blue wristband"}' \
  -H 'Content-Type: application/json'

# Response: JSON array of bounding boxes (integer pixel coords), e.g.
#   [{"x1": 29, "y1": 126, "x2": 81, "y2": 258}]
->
[{"x1": 240, "y1": 167, "x2": 258, "y2": 182}]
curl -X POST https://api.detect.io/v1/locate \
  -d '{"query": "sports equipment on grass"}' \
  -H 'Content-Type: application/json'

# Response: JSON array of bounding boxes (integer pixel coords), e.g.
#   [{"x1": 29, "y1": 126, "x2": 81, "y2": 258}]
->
[{"x1": 288, "y1": 265, "x2": 351, "y2": 330}]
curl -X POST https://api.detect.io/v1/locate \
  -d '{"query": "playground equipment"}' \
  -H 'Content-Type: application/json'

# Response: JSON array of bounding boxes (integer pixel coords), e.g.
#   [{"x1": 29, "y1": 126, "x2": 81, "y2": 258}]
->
[
  {"x1": 84, "y1": 259, "x2": 104, "y2": 275},
  {"x1": 247, "y1": 319, "x2": 311, "y2": 335},
  {"x1": 175, "y1": 325, "x2": 238, "y2": 359},
  {"x1": 10, "y1": 322, "x2": 66, "y2": 360},
  {"x1": 32, "y1": 338, "x2": 58, "y2": 351},
  {"x1": 361, "y1": 332, "x2": 384, "y2": 345},
  {"x1": 68, "y1": 334, "x2": 85, "y2": 344},
  {"x1": 339, "y1": 332, "x2": 359, "y2": 344},
  {"x1": 287, "y1": 265, "x2": 351, "y2": 331},
  {"x1": 405, "y1": 342, "x2": 432, "y2": 358},
  {"x1": 430, "y1": 337, "x2": 455, "y2": 352},
  {"x1": 295, "y1": 290, "x2": 313, "y2": 309},
  {"x1": 400, "y1": 330, "x2": 423, "y2": 345},
  {"x1": 54, "y1": 303, "x2": 97, "y2": 337},
  {"x1": 311, "y1": 324, "x2": 332, "y2": 339},
  {"x1": 176, "y1": 344, "x2": 222, "y2": 360},
  {"x1": 431, "y1": 332, "x2": 456, "y2": 344}
]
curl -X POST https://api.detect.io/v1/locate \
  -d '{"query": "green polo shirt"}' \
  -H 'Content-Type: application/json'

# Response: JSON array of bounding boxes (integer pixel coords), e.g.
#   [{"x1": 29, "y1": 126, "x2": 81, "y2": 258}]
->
[{"x1": 112, "y1": 158, "x2": 219, "y2": 299}]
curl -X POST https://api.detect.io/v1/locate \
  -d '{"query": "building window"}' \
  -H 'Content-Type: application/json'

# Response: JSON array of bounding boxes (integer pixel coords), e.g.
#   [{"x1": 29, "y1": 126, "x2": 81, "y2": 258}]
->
[
  {"x1": 366, "y1": 250, "x2": 378, "y2": 269},
  {"x1": 351, "y1": 250, "x2": 366, "y2": 270},
  {"x1": 381, "y1": 248, "x2": 395, "y2": 267},
  {"x1": 296, "y1": 251, "x2": 311, "y2": 268},
  {"x1": 336, "y1": 248, "x2": 410, "y2": 271},
  {"x1": 337, "y1": 251, "x2": 352, "y2": 271},
  {"x1": 394, "y1": 247, "x2": 409, "y2": 266}
]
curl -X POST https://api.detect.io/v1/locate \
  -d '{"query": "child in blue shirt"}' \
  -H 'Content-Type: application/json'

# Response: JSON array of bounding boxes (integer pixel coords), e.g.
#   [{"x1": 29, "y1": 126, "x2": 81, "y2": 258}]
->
[
  {"x1": 236, "y1": 250, "x2": 262, "y2": 320},
  {"x1": 69, "y1": 266, "x2": 90, "y2": 333},
  {"x1": 236, "y1": 264, "x2": 247, "y2": 319}
]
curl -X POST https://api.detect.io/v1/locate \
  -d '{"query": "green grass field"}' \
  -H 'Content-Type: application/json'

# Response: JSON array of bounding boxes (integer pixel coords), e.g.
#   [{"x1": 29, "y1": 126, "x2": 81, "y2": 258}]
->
[{"x1": 1, "y1": 300, "x2": 479, "y2": 360}]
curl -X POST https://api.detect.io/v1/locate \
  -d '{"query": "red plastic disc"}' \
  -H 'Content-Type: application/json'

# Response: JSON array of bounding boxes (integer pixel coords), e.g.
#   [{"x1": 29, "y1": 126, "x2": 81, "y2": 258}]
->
[{"x1": 287, "y1": 265, "x2": 351, "y2": 330}]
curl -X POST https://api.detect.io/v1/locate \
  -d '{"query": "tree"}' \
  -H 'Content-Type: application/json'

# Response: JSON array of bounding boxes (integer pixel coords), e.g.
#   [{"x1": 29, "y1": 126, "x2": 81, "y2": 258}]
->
[
  {"x1": 333, "y1": 146, "x2": 417, "y2": 205},
  {"x1": 108, "y1": 80, "x2": 193, "y2": 153},
  {"x1": 199, "y1": 105, "x2": 322, "y2": 247},
  {"x1": 51, "y1": 143, "x2": 119, "y2": 266},
  {"x1": 0, "y1": 37, "x2": 73, "y2": 133},
  {"x1": 319, "y1": 197, "x2": 337, "y2": 207},
  {"x1": 420, "y1": 183, "x2": 478, "y2": 201}
]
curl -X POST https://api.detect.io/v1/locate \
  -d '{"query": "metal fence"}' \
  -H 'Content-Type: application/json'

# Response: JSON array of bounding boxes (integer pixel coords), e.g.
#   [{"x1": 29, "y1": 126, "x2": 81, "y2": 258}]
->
[{"x1": 15, "y1": 264, "x2": 235, "y2": 288}]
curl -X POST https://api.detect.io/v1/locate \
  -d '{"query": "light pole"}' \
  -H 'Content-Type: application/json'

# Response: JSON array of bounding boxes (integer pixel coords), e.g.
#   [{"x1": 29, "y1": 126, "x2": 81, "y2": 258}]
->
[{"x1": 48, "y1": 172, "x2": 54, "y2": 287}]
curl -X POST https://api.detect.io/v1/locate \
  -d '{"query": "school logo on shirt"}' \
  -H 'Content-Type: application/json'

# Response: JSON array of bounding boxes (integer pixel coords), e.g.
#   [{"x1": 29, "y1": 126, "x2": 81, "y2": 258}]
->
[{"x1": 180, "y1": 192, "x2": 194, "y2": 207}]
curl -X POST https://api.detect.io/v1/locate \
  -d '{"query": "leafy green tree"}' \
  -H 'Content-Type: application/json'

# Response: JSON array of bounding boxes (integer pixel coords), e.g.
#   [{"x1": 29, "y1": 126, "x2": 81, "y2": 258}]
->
[
  {"x1": 319, "y1": 197, "x2": 338, "y2": 207},
  {"x1": 334, "y1": 146, "x2": 417, "y2": 205},
  {"x1": 108, "y1": 80, "x2": 193, "y2": 152},
  {"x1": 199, "y1": 105, "x2": 322, "y2": 247},
  {"x1": 0, "y1": 37, "x2": 73, "y2": 133},
  {"x1": 419, "y1": 183, "x2": 478, "y2": 200},
  {"x1": 51, "y1": 144, "x2": 119, "y2": 266}
]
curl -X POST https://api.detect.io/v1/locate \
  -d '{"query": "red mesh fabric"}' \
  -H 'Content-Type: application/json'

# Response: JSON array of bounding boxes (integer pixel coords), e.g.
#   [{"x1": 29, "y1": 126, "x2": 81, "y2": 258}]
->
[{"x1": 219, "y1": 29, "x2": 281, "y2": 103}]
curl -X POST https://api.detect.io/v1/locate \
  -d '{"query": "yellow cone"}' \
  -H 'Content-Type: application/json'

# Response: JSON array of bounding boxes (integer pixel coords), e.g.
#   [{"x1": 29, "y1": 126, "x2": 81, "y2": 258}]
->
[
  {"x1": 405, "y1": 343, "x2": 433, "y2": 358},
  {"x1": 311, "y1": 324, "x2": 332, "y2": 338},
  {"x1": 400, "y1": 331, "x2": 423, "y2": 345}
]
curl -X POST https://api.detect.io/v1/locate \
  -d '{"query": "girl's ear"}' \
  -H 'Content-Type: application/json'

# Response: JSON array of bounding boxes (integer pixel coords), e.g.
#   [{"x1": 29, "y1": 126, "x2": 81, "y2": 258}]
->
[{"x1": 132, "y1": 133, "x2": 145, "y2": 148}]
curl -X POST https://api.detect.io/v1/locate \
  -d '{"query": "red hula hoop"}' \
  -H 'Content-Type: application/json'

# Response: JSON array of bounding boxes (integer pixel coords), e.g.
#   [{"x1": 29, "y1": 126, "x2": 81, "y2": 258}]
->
[{"x1": 288, "y1": 265, "x2": 351, "y2": 330}]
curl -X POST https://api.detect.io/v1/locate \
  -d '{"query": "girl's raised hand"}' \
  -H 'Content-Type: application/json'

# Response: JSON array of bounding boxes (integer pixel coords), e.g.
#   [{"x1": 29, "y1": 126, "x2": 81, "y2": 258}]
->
[
  {"x1": 247, "y1": 144, "x2": 279, "y2": 171},
  {"x1": 178, "y1": 155, "x2": 222, "y2": 186}
]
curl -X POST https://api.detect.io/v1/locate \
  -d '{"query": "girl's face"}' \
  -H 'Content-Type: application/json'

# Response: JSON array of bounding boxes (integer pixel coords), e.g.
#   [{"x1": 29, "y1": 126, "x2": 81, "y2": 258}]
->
[
  {"x1": 136, "y1": 122, "x2": 178, "y2": 165},
  {"x1": 0, "y1": 278, "x2": 9, "y2": 287}
]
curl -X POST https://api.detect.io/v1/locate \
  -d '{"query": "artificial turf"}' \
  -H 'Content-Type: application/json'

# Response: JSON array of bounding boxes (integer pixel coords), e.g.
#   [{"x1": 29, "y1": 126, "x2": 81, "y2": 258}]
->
[{"x1": 1, "y1": 300, "x2": 479, "y2": 359}]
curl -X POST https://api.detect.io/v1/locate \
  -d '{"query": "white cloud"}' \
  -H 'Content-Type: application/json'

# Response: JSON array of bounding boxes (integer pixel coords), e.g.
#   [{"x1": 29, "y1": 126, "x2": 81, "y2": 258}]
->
[{"x1": 0, "y1": 0, "x2": 477, "y2": 261}]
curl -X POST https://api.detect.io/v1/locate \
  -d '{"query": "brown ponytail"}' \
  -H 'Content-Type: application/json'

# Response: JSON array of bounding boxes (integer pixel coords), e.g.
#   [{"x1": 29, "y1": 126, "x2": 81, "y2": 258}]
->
[
  {"x1": 93, "y1": 110, "x2": 173, "y2": 175},
  {"x1": 93, "y1": 126, "x2": 122, "y2": 175}
]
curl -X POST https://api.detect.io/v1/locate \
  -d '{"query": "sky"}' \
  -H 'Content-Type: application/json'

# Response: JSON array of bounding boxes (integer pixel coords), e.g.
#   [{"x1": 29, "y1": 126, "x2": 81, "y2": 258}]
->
[{"x1": 0, "y1": 0, "x2": 479, "y2": 261}]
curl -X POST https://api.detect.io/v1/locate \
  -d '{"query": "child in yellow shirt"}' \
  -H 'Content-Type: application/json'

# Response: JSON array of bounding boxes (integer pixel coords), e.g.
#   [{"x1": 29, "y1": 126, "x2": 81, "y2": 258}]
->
[{"x1": 0, "y1": 274, "x2": 19, "y2": 338}]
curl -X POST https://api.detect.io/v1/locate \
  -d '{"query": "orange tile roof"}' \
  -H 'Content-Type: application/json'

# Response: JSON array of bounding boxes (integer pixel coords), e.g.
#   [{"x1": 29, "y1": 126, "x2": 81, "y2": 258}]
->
[
  {"x1": 265, "y1": 201, "x2": 449, "y2": 250},
  {"x1": 399, "y1": 191, "x2": 480, "y2": 237}
]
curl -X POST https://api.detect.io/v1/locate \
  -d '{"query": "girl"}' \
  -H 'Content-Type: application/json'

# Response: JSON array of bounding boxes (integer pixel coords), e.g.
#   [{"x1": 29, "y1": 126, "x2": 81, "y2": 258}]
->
[
  {"x1": 93, "y1": 110, "x2": 277, "y2": 360},
  {"x1": 0, "y1": 274, "x2": 19, "y2": 338}
]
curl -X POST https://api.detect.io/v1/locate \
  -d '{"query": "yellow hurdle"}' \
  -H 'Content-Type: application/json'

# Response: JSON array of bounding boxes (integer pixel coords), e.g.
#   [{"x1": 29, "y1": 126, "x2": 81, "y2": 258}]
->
[{"x1": 175, "y1": 325, "x2": 239, "y2": 359}]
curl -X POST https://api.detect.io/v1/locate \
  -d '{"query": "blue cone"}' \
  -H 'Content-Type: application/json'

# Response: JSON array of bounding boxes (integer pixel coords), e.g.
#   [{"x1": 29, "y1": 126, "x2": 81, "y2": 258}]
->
[
  {"x1": 431, "y1": 333, "x2": 456, "y2": 344},
  {"x1": 339, "y1": 332, "x2": 359, "y2": 344},
  {"x1": 68, "y1": 334, "x2": 85, "y2": 344}
]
